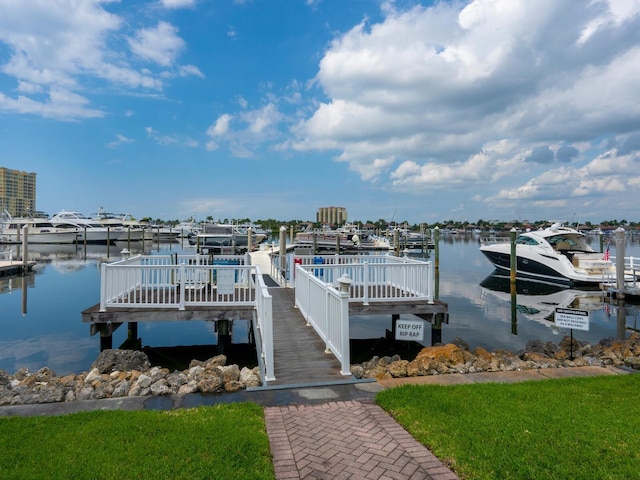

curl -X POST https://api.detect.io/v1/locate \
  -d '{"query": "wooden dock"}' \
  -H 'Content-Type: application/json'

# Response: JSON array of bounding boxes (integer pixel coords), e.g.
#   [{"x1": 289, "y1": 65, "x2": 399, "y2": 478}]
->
[
  {"x1": 268, "y1": 287, "x2": 351, "y2": 386},
  {"x1": 0, "y1": 259, "x2": 36, "y2": 277}
]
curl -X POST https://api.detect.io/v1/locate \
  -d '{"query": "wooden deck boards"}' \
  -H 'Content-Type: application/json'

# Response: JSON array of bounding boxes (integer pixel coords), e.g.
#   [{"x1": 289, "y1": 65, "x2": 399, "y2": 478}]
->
[{"x1": 268, "y1": 287, "x2": 351, "y2": 386}]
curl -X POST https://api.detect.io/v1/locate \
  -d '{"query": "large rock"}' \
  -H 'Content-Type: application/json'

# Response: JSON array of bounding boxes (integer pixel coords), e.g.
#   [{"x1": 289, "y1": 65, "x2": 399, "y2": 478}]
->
[{"x1": 91, "y1": 349, "x2": 151, "y2": 374}]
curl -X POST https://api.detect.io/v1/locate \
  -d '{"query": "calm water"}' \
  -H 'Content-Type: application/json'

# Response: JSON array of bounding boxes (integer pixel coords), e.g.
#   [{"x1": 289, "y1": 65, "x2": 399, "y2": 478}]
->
[{"x1": 1, "y1": 235, "x2": 638, "y2": 375}]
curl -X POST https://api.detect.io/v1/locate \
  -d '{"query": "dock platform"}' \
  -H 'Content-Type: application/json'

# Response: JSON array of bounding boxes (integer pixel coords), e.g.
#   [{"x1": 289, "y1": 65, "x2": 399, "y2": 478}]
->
[
  {"x1": 81, "y1": 247, "x2": 448, "y2": 385},
  {"x1": 0, "y1": 259, "x2": 36, "y2": 277}
]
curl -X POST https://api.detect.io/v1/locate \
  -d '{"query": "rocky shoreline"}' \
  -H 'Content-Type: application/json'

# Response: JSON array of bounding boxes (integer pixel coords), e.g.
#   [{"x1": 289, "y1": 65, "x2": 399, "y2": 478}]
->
[
  {"x1": 2, "y1": 334, "x2": 639, "y2": 407},
  {"x1": 351, "y1": 334, "x2": 640, "y2": 379},
  {"x1": 0, "y1": 350, "x2": 261, "y2": 407}
]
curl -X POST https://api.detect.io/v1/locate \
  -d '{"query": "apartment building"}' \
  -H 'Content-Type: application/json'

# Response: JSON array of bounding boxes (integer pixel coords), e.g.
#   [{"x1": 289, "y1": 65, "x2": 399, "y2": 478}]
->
[
  {"x1": 316, "y1": 206, "x2": 347, "y2": 226},
  {"x1": 0, "y1": 167, "x2": 37, "y2": 217}
]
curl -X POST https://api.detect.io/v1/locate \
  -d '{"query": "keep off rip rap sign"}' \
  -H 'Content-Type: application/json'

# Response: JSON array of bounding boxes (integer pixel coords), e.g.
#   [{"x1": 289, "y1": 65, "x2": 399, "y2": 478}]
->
[
  {"x1": 395, "y1": 319, "x2": 425, "y2": 341},
  {"x1": 555, "y1": 308, "x2": 590, "y2": 331}
]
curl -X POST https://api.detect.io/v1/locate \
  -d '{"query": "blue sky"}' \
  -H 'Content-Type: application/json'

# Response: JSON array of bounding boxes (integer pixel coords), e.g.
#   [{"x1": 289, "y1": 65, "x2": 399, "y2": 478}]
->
[{"x1": 1, "y1": 0, "x2": 640, "y2": 225}]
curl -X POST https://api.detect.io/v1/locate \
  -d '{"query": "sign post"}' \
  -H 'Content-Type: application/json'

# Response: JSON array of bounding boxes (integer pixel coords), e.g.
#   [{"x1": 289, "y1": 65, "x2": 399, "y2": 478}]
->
[{"x1": 555, "y1": 308, "x2": 589, "y2": 360}]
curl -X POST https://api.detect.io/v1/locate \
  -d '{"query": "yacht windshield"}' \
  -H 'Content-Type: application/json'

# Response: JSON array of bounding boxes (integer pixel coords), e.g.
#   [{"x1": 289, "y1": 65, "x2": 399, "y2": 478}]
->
[{"x1": 515, "y1": 236, "x2": 540, "y2": 245}]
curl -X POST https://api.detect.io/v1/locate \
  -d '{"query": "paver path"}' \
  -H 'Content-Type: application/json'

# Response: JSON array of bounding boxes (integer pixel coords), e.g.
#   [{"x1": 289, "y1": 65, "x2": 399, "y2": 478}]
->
[{"x1": 265, "y1": 400, "x2": 459, "y2": 480}]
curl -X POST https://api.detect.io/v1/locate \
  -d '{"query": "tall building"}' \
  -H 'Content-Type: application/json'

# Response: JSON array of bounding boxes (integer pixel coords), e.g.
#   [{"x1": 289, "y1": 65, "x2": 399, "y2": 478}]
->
[
  {"x1": 316, "y1": 206, "x2": 347, "y2": 226},
  {"x1": 0, "y1": 167, "x2": 37, "y2": 217}
]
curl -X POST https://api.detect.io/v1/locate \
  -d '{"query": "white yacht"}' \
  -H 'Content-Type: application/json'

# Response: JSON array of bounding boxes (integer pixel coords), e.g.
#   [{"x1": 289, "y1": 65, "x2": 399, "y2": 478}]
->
[
  {"x1": 90, "y1": 209, "x2": 148, "y2": 242},
  {"x1": 479, "y1": 223, "x2": 616, "y2": 286},
  {"x1": 0, "y1": 216, "x2": 77, "y2": 244},
  {"x1": 50, "y1": 210, "x2": 120, "y2": 244}
]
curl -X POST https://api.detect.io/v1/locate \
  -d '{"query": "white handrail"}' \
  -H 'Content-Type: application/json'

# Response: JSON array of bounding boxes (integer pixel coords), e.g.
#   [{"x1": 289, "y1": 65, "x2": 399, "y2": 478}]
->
[
  {"x1": 254, "y1": 269, "x2": 275, "y2": 381},
  {"x1": 297, "y1": 261, "x2": 434, "y2": 304},
  {"x1": 100, "y1": 255, "x2": 256, "y2": 311},
  {"x1": 294, "y1": 269, "x2": 351, "y2": 375}
]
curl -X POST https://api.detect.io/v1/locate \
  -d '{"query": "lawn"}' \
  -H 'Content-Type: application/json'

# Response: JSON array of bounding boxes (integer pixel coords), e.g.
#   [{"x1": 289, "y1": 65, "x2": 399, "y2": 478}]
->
[
  {"x1": 2, "y1": 375, "x2": 639, "y2": 479},
  {"x1": 376, "y1": 374, "x2": 640, "y2": 480},
  {"x1": 0, "y1": 403, "x2": 274, "y2": 480}
]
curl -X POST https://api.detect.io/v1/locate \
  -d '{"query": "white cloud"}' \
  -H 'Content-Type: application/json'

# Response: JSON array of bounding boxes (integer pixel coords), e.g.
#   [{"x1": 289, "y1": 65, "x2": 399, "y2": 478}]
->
[
  {"x1": 207, "y1": 114, "x2": 233, "y2": 136},
  {"x1": 0, "y1": 0, "x2": 201, "y2": 120},
  {"x1": 128, "y1": 22, "x2": 185, "y2": 67},
  {"x1": 107, "y1": 134, "x2": 135, "y2": 148},
  {"x1": 145, "y1": 126, "x2": 198, "y2": 147},
  {"x1": 160, "y1": 0, "x2": 196, "y2": 9},
  {"x1": 290, "y1": 0, "x2": 640, "y2": 217}
]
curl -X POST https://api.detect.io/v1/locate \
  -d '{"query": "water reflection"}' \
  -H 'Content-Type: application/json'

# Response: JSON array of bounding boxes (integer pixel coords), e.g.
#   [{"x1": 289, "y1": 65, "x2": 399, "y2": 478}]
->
[
  {"x1": 480, "y1": 272, "x2": 635, "y2": 339},
  {"x1": 1, "y1": 237, "x2": 639, "y2": 375}
]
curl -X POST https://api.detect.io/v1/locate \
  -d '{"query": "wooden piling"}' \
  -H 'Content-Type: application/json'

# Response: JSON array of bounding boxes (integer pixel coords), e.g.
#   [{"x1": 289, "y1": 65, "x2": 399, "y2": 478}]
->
[{"x1": 510, "y1": 228, "x2": 517, "y2": 285}]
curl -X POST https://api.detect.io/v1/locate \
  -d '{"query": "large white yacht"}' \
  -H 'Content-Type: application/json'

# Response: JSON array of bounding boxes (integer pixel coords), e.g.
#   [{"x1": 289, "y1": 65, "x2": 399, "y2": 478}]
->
[
  {"x1": 50, "y1": 210, "x2": 120, "y2": 244},
  {"x1": 0, "y1": 216, "x2": 78, "y2": 244},
  {"x1": 479, "y1": 223, "x2": 616, "y2": 286}
]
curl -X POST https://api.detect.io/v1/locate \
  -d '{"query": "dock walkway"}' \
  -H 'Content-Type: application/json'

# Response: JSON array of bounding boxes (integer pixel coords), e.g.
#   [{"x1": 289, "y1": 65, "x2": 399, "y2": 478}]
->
[
  {"x1": 268, "y1": 287, "x2": 350, "y2": 386},
  {"x1": 0, "y1": 259, "x2": 35, "y2": 276}
]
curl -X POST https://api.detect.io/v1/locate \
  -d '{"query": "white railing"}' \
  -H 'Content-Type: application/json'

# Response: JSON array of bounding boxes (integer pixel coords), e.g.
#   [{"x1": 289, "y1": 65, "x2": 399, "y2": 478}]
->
[
  {"x1": 294, "y1": 271, "x2": 351, "y2": 375},
  {"x1": 611, "y1": 255, "x2": 639, "y2": 288},
  {"x1": 254, "y1": 271, "x2": 274, "y2": 381},
  {"x1": 99, "y1": 254, "x2": 255, "y2": 311},
  {"x1": 293, "y1": 254, "x2": 435, "y2": 375},
  {"x1": 294, "y1": 255, "x2": 434, "y2": 304}
]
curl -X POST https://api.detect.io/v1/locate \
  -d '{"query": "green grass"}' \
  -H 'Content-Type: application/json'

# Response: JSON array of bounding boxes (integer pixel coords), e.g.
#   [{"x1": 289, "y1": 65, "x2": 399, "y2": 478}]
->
[
  {"x1": 376, "y1": 374, "x2": 640, "y2": 480},
  {"x1": 0, "y1": 403, "x2": 273, "y2": 480},
  {"x1": 2, "y1": 375, "x2": 640, "y2": 480}
]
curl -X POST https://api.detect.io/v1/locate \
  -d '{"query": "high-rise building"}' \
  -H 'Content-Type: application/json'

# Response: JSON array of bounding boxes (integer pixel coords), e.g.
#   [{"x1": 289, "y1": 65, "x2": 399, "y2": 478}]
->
[
  {"x1": 0, "y1": 167, "x2": 37, "y2": 217},
  {"x1": 316, "y1": 206, "x2": 347, "y2": 226}
]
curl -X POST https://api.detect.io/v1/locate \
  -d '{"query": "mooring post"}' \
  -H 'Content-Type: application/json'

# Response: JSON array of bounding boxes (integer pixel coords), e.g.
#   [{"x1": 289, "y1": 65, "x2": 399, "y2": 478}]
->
[
  {"x1": 433, "y1": 226, "x2": 440, "y2": 300},
  {"x1": 127, "y1": 322, "x2": 138, "y2": 342},
  {"x1": 599, "y1": 231, "x2": 604, "y2": 253},
  {"x1": 615, "y1": 227, "x2": 626, "y2": 299},
  {"x1": 434, "y1": 227, "x2": 440, "y2": 271},
  {"x1": 217, "y1": 318, "x2": 231, "y2": 355},
  {"x1": 247, "y1": 226, "x2": 253, "y2": 252},
  {"x1": 100, "y1": 330, "x2": 113, "y2": 351},
  {"x1": 510, "y1": 228, "x2": 517, "y2": 285},
  {"x1": 393, "y1": 228, "x2": 400, "y2": 256},
  {"x1": 432, "y1": 313, "x2": 443, "y2": 345},
  {"x1": 21, "y1": 225, "x2": 28, "y2": 268},
  {"x1": 279, "y1": 226, "x2": 287, "y2": 283}
]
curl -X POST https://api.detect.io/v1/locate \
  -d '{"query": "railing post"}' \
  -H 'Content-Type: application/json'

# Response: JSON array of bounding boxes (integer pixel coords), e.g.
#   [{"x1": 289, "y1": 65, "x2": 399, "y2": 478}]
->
[
  {"x1": 337, "y1": 274, "x2": 352, "y2": 375},
  {"x1": 179, "y1": 263, "x2": 186, "y2": 310},
  {"x1": 363, "y1": 262, "x2": 369, "y2": 305},
  {"x1": 100, "y1": 262, "x2": 107, "y2": 312},
  {"x1": 429, "y1": 260, "x2": 435, "y2": 303}
]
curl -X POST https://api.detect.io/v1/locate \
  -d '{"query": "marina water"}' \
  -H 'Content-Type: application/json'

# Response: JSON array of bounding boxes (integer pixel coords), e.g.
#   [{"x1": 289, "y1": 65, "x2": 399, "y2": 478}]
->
[{"x1": 1, "y1": 235, "x2": 638, "y2": 376}]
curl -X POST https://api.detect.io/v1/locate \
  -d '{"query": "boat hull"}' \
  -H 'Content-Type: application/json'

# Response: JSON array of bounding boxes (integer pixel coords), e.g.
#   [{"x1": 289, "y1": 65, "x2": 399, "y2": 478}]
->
[
  {"x1": 480, "y1": 249, "x2": 574, "y2": 285},
  {"x1": 0, "y1": 231, "x2": 78, "y2": 244}
]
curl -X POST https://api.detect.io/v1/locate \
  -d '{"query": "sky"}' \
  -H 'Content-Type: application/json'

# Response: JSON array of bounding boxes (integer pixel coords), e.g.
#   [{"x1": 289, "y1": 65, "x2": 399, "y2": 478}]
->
[{"x1": 1, "y1": 0, "x2": 640, "y2": 225}]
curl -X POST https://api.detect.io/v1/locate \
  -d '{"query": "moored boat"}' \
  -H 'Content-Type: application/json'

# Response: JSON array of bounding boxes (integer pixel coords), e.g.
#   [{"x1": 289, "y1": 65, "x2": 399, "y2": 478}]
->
[
  {"x1": 479, "y1": 223, "x2": 616, "y2": 286},
  {"x1": 50, "y1": 210, "x2": 119, "y2": 244},
  {"x1": 0, "y1": 216, "x2": 78, "y2": 244}
]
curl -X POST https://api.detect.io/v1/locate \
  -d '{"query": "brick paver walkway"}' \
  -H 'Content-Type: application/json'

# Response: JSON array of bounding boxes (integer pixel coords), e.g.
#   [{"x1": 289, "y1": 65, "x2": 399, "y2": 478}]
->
[{"x1": 265, "y1": 400, "x2": 459, "y2": 480}]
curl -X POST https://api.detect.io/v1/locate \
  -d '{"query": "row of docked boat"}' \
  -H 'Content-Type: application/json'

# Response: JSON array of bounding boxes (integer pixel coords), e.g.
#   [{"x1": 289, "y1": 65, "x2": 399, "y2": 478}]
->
[
  {"x1": 291, "y1": 223, "x2": 434, "y2": 254},
  {"x1": 187, "y1": 222, "x2": 269, "y2": 252},
  {"x1": 0, "y1": 210, "x2": 179, "y2": 245}
]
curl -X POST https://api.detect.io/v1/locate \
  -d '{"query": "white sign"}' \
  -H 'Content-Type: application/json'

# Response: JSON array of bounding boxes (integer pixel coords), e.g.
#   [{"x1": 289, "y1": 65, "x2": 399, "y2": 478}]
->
[
  {"x1": 217, "y1": 269, "x2": 235, "y2": 295},
  {"x1": 395, "y1": 319, "x2": 424, "y2": 341},
  {"x1": 555, "y1": 308, "x2": 589, "y2": 331}
]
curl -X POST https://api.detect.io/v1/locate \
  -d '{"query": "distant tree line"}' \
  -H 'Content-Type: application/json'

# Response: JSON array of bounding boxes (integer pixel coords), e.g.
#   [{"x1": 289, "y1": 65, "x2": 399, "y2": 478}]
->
[{"x1": 138, "y1": 216, "x2": 639, "y2": 235}]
